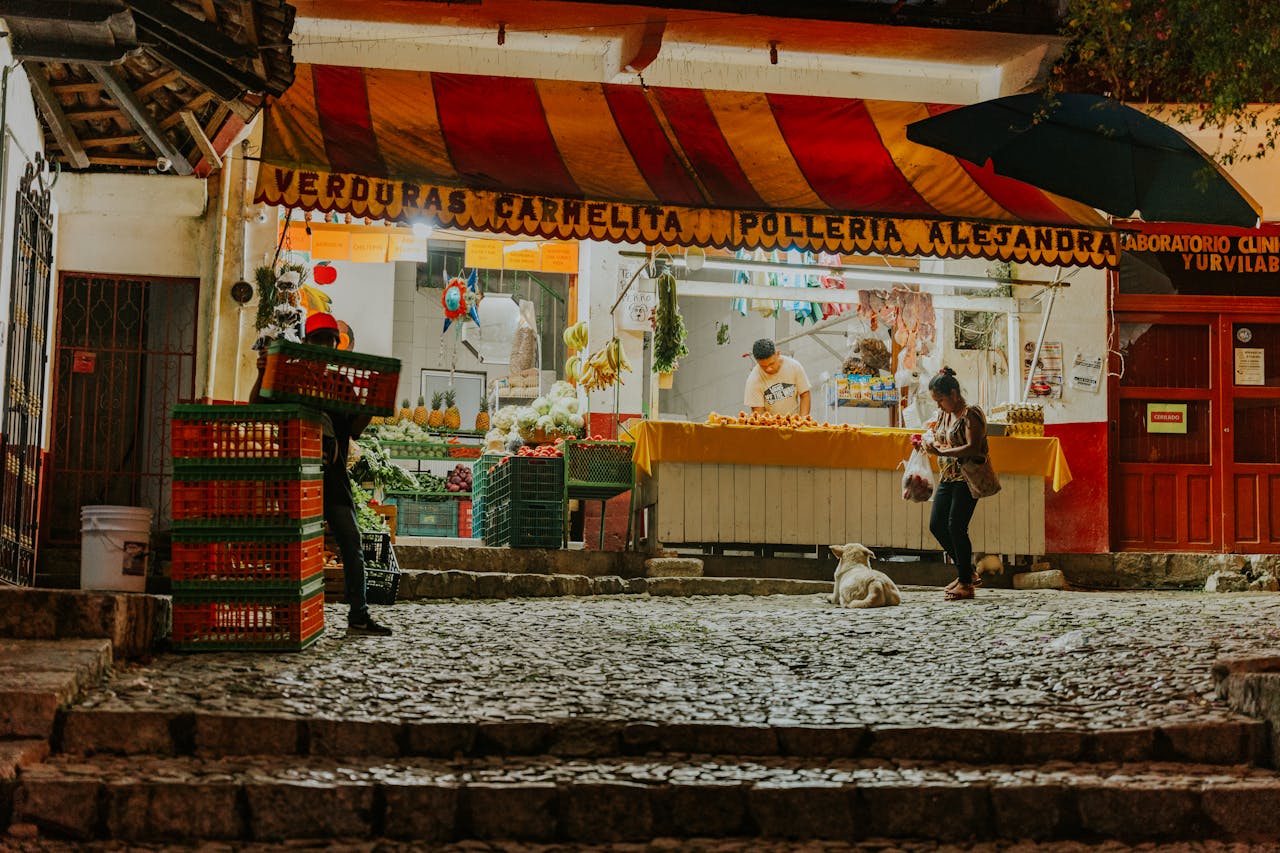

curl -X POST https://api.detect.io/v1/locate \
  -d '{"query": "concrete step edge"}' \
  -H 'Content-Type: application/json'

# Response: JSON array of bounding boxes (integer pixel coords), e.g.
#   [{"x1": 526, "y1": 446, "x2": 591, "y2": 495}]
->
[
  {"x1": 392, "y1": 570, "x2": 832, "y2": 600},
  {"x1": 0, "y1": 639, "x2": 113, "y2": 739},
  {"x1": 56, "y1": 709, "x2": 1269, "y2": 766},
  {"x1": 13, "y1": 753, "x2": 1280, "y2": 844}
]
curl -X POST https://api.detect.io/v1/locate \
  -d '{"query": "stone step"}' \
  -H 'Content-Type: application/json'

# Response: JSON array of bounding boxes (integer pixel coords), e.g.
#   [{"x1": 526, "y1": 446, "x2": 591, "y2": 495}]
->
[
  {"x1": 0, "y1": 587, "x2": 169, "y2": 661},
  {"x1": 396, "y1": 570, "x2": 832, "y2": 600},
  {"x1": 56, "y1": 709, "x2": 1268, "y2": 767},
  {"x1": 11, "y1": 753, "x2": 1280, "y2": 843},
  {"x1": 0, "y1": 640, "x2": 113, "y2": 739}
]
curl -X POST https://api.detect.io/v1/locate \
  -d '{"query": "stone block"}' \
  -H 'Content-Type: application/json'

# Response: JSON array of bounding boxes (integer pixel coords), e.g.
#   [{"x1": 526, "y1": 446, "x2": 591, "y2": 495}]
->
[
  {"x1": 620, "y1": 721, "x2": 661, "y2": 753},
  {"x1": 659, "y1": 722, "x2": 779, "y2": 756},
  {"x1": 475, "y1": 720, "x2": 553, "y2": 754},
  {"x1": 1083, "y1": 727, "x2": 1156, "y2": 762},
  {"x1": 561, "y1": 781, "x2": 653, "y2": 841},
  {"x1": 625, "y1": 577, "x2": 648, "y2": 594},
  {"x1": 14, "y1": 778, "x2": 101, "y2": 840},
  {"x1": 471, "y1": 572, "x2": 510, "y2": 600},
  {"x1": 307, "y1": 718, "x2": 403, "y2": 757},
  {"x1": 1012, "y1": 569, "x2": 1066, "y2": 590},
  {"x1": 645, "y1": 558, "x2": 704, "y2": 578},
  {"x1": 464, "y1": 782, "x2": 558, "y2": 841},
  {"x1": 507, "y1": 573, "x2": 558, "y2": 598},
  {"x1": 999, "y1": 729, "x2": 1085, "y2": 763},
  {"x1": 991, "y1": 784, "x2": 1067, "y2": 840},
  {"x1": 1159, "y1": 721, "x2": 1266, "y2": 765},
  {"x1": 1206, "y1": 571, "x2": 1252, "y2": 593},
  {"x1": 552, "y1": 574, "x2": 594, "y2": 597},
  {"x1": 0, "y1": 686, "x2": 59, "y2": 738},
  {"x1": 1250, "y1": 573, "x2": 1279, "y2": 592},
  {"x1": 547, "y1": 719, "x2": 622, "y2": 757},
  {"x1": 658, "y1": 781, "x2": 748, "y2": 836},
  {"x1": 1075, "y1": 786, "x2": 1206, "y2": 839},
  {"x1": 1202, "y1": 785, "x2": 1280, "y2": 837},
  {"x1": 0, "y1": 740, "x2": 49, "y2": 781},
  {"x1": 592, "y1": 576, "x2": 627, "y2": 595},
  {"x1": 404, "y1": 720, "x2": 477, "y2": 757},
  {"x1": 859, "y1": 783, "x2": 990, "y2": 841},
  {"x1": 245, "y1": 781, "x2": 375, "y2": 840},
  {"x1": 749, "y1": 784, "x2": 855, "y2": 839},
  {"x1": 60, "y1": 709, "x2": 179, "y2": 755},
  {"x1": 194, "y1": 713, "x2": 301, "y2": 757},
  {"x1": 383, "y1": 781, "x2": 460, "y2": 841},
  {"x1": 104, "y1": 780, "x2": 243, "y2": 841},
  {"x1": 868, "y1": 726, "x2": 1002, "y2": 763},
  {"x1": 776, "y1": 725, "x2": 868, "y2": 758}
]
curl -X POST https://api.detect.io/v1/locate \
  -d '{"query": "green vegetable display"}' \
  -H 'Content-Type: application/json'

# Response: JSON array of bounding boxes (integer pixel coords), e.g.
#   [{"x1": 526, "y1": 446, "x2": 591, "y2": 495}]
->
[
  {"x1": 652, "y1": 271, "x2": 688, "y2": 374},
  {"x1": 350, "y1": 438, "x2": 420, "y2": 493},
  {"x1": 351, "y1": 482, "x2": 389, "y2": 533}
]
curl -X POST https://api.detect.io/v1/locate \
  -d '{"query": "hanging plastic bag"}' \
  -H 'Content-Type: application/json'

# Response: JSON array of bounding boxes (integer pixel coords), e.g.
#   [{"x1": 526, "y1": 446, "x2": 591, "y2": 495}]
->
[
  {"x1": 900, "y1": 435, "x2": 935, "y2": 502},
  {"x1": 508, "y1": 300, "x2": 539, "y2": 374}
]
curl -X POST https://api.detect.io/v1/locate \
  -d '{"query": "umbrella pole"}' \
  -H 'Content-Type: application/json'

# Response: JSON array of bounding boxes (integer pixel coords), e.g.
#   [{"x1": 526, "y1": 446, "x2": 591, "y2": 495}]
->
[{"x1": 1021, "y1": 278, "x2": 1061, "y2": 403}]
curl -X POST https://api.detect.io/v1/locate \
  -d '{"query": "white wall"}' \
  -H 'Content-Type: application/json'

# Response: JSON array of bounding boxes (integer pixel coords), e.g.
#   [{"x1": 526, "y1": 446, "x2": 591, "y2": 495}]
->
[
  {"x1": 390, "y1": 260, "x2": 489, "y2": 408},
  {"x1": 53, "y1": 174, "x2": 207, "y2": 277},
  {"x1": 311, "y1": 260, "x2": 396, "y2": 357},
  {"x1": 578, "y1": 241, "x2": 647, "y2": 417}
]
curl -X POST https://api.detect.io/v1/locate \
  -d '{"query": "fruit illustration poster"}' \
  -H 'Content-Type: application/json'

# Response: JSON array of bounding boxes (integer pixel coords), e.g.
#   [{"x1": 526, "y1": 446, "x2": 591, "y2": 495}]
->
[{"x1": 1023, "y1": 341, "x2": 1063, "y2": 399}]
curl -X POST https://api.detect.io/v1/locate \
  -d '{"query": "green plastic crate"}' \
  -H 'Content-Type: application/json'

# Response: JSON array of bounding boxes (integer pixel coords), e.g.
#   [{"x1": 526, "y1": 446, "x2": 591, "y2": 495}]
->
[
  {"x1": 564, "y1": 440, "x2": 634, "y2": 500},
  {"x1": 171, "y1": 573, "x2": 325, "y2": 602},
  {"x1": 487, "y1": 456, "x2": 564, "y2": 506},
  {"x1": 386, "y1": 492, "x2": 459, "y2": 538},
  {"x1": 483, "y1": 497, "x2": 565, "y2": 549}
]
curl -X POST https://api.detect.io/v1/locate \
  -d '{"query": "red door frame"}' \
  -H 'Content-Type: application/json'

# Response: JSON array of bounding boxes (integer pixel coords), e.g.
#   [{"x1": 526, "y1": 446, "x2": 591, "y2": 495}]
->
[{"x1": 1112, "y1": 290, "x2": 1280, "y2": 552}]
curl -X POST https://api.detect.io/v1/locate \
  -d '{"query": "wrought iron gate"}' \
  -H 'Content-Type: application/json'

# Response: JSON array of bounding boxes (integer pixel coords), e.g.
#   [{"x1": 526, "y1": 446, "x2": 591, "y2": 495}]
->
[
  {"x1": 45, "y1": 273, "x2": 198, "y2": 545},
  {"x1": 1, "y1": 154, "x2": 56, "y2": 586}
]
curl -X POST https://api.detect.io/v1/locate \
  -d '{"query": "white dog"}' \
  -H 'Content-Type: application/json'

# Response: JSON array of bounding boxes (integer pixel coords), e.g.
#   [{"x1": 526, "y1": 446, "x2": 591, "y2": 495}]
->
[{"x1": 830, "y1": 543, "x2": 902, "y2": 609}]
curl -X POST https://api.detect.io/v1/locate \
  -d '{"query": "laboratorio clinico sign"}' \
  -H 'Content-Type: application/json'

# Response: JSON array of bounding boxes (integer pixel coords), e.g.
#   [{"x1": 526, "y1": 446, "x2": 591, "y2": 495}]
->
[{"x1": 255, "y1": 164, "x2": 1120, "y2": 268}]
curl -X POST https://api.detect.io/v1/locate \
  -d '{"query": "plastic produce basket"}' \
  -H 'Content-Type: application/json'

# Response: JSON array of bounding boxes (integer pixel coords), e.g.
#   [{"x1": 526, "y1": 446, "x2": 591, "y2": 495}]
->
[
  {"x1": 170, "y1": 576, "x2": 326, "y2": 652},
  {"x1": 365, "y1": 566, "x2": 401, "y2": 606},
  {"x1": 359, "y1": 529, "x2": 398, "y2": 569},
  {"x1": 385, "y1": 492, "x2": 458, "y2": 538},
  {"x1": 171, "y1": 404, "x2": 323, "y2": 465},
  {"x1": 260, "y1": 340, "x2": 400, "y2": 417},
  {"x1": 483, "y1": 498, "x2": 565, "y2": 549},
  {"x1": 487, "y1": 456, "x2": 564, "y2": 505},
  {"x1": 564, "y1": 440, "x2": 634, "y2": 500},
  {"x1": 170, "y1": 522, "x2": 325, "y2": 585},
  {"x1": 170, "y1": 466, "x2": 323, "y2": 523}
]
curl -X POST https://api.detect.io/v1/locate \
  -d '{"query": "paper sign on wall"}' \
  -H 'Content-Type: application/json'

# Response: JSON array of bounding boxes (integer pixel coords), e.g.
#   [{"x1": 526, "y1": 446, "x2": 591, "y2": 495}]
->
[
  {"x1": 1069, "y1": 353, "x2": 1104, "y2": 393},
  {"x1": 540, "y1": 242, "x2": 579, "y2": 273},
  {"x1": 349, "y1": 232, "x2": 389, "y2": 264},
  {"x1": 388, "y1": 232, "x2": 428, "y2": 262},
  {"x1": 309, "y1": 230, "x2": 351, "y2": 261},
  {"x1": 1235, "y1": 347, "x2": 1265, "y2": 385},
  {"x1": 1023, "y1": 341, "x2": 1063, "y2": 399},
  {"x1": 1147, "y1": 403, "x2": 1188, "y2": 434},
  {"x1": 464, "y1": 239, "x2": 504, "y2": 269},
  {"x1": 616, "y1": 264, "x2": 656, "y2": 332}
]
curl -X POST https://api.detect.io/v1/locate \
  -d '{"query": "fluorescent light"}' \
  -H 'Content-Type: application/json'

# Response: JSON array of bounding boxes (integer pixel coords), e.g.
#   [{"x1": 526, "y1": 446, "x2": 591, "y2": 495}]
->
[{"x1": 412, "y1": 219, "x2": 434, "y2": 238}]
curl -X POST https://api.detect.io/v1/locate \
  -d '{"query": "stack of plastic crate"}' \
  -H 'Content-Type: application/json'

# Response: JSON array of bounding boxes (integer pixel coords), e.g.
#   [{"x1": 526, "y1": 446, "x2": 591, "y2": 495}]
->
[
  {"x1": 169, "y1": 404, "x2": 327, "y2": 652},
  {"x1": 483, "y1": 455, "x2": 566, "y2": 548},
  {"x1": 470, "y1": 454, "x2": 504, "y2": 541}
]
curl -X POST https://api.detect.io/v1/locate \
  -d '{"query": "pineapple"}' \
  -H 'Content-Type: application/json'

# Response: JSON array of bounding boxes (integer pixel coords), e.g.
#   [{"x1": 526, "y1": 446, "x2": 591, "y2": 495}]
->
[
  {"x1": 475, "y1": 394, "x2": 490, "y2": 433},
  {"x1": 428, "y1": 391, "x2": 445, "y2": 429},
  {"x1": 444, "y1": 389, "x2": 461, "y2": 430},
  {"x1": 412, "y1": 395, "x2": 429, "y2": 427},
  {"x1": 397, "y1": 398, "x2": 412, "y2": 424}
]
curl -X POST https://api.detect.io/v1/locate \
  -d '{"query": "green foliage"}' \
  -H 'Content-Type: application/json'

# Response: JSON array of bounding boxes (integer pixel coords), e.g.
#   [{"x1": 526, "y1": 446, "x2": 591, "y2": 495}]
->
[
  {"x1": 253, "y1": 261, "x2": 309, "y2": 332},
  {"x1": 1055, "y1": 0, "x2": 1280, "y2": 163},
  {"x1": 652, "y1": 271, "x2": 689, "y2": 374},
  {"x1": 349, "y1": 438, "x2": 420, "y2": 494},
  {"x1": 351, "y1": 481, "x2": 389, "y2": 532}
]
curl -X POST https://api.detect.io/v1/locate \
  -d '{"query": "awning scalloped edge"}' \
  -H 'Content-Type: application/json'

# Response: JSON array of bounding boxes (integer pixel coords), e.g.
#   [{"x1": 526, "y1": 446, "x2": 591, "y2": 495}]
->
[{"x1": 255, "y1": 163, "x2": 1120, "y2": 269}]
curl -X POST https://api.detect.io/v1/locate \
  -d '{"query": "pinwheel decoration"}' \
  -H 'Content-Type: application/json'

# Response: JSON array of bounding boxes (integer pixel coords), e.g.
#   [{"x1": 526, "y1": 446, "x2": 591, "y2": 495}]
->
[{"x1": 442, "y1": 268, "x2": 481, "y2": 332}]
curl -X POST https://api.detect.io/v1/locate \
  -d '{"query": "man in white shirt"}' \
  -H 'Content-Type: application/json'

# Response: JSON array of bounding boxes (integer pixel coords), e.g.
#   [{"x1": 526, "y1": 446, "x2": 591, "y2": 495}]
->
[{"x1": 744, "y1": 338, "x2": 811, "y2": 416}]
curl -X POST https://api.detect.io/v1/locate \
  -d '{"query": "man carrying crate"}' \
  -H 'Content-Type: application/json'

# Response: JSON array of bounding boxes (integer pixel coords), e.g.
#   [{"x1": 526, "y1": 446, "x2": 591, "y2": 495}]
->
[{"x1": 250, "y1": 313, "x2": 393, "y2": 636}]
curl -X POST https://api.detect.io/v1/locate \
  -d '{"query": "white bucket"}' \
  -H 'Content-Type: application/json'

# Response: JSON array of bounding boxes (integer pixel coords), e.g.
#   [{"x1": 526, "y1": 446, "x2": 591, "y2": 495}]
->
[{"x1": 80, "y1": 505, "x2": 154, "y2": 592}]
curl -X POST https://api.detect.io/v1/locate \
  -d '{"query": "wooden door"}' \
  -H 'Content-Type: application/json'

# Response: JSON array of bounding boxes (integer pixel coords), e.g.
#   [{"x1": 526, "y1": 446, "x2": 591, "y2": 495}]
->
[
  {"x1": 1111, "y1": 315, "x2": 1220, "y2": 550},
  {"x1": 1222, "y1": 318, "x2": 1280, "y2": 551}
]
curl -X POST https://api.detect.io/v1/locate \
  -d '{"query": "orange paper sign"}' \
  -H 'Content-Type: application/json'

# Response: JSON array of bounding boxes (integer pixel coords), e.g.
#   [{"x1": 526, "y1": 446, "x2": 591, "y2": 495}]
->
[
  {"x1": 388, "y1": 232, "x2": 428, "y2": 262},
  {"x1": 309, "y1": 229, "x2": 351, "y2": 261},
  {"x1": 503, "y1": 241, "x2": 541, "y2": 271},
  {"x1": 539, "y1": 242, "x2": 579, "y2": 273},
  {"x1": 464, "y1": 238, "x2": 504, "y2": 269},
  {"x1": 350, "y1": 232, "x2": 390, "y2": 263}
]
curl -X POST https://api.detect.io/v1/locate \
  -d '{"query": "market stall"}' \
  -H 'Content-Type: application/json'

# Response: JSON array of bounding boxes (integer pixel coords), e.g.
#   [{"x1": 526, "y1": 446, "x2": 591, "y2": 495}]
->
[{"x1": 629, "y1": 420, "x2": 1070, "y2": 557}]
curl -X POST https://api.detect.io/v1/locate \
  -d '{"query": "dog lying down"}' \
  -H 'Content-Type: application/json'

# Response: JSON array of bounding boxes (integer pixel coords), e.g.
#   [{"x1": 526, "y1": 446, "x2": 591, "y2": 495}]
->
[{"x1": 830, "y1": 543, "x2": 902, "y2": 609}]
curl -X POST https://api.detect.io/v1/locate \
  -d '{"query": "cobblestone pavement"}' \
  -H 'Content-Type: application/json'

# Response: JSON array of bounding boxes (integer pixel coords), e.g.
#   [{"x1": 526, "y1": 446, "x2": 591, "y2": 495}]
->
[
  {"x1": 3, "y1": 838, "x2": 1279, "y2": 852},
  {"x1": 79, "y1": 590, "x2": 1280, "y2": 729}
]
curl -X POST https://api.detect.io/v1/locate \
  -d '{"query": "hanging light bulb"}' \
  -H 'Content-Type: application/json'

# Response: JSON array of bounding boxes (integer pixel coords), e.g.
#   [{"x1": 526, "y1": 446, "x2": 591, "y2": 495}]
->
[{"x1": 412, "y1": 218, "x2": 434, "y2": 238}]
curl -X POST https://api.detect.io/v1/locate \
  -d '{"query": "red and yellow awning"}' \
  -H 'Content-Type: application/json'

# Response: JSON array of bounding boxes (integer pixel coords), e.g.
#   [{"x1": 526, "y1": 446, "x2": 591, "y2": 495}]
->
[{"x1": 255, "y1": 64, "x2": 1119, "y2": 268}]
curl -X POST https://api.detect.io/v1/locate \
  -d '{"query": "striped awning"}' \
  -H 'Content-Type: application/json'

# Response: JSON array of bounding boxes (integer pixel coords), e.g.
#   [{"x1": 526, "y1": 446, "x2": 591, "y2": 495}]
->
[{"x1": 255, "y1": 64, "x2": 1119, "y2": 268}]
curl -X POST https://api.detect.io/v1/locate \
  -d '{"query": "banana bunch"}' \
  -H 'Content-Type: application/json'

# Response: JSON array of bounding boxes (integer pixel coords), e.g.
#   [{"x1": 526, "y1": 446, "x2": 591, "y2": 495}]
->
[
  {"x1": 579, "y1": 337, "x2": 631, "y2": 391},
  {"x1": 562, "y1": 321, "x2": 589, "y2": 351},
  {"x1": 565, "y1": 354, "x2": 582, "y2": 384}
]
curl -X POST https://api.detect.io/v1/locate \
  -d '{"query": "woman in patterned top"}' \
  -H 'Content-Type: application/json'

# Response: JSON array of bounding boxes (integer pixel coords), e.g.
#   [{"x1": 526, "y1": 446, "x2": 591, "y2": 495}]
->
[{"x1": 922, "y1": 367, "x2": 989, "y2": 601}]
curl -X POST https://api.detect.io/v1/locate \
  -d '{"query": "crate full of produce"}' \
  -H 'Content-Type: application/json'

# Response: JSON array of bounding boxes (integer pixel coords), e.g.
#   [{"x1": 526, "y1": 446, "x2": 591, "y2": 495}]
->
[
  {"x1": 260, "y1": 340, "x2": 400, "y2": 417},
  {"x1": 171, "y1": 404, "x2": 323, "y2": 465},
  {"x1": 170, "y1": 522, "x2": 325, "y2": 585},
  {"x1": 171, "y1": 575, "x2": 325, "y2": 652},
  {"x1": 564, "y1": 439, "x2": 634, "y2": 500}
]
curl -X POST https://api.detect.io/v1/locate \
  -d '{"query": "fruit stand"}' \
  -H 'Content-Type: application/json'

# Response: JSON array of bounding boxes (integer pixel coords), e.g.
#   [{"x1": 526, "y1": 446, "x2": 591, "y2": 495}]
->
[{"x1": 628, "y1": 420, "x2": 1071, "y2": 558}]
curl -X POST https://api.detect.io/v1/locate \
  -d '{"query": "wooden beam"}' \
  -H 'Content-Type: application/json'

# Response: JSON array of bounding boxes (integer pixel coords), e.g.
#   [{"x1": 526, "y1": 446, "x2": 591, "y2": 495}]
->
[
  {"x1": 64, "y1": 108, "x2": 125, "y2": 121},
  {"x1": 51, "y1": 81, "x2": 104, "y2": 95},
  {"x1": 24, "y1": 63, "x2": 90, "y2": 169},
  {"x1": 134, "y1": 69, "x2": 181, "y2": 100},
  {"x1": 200, "y1": 0, "x2": 218, "y2": 24},
  {"x1": 81, "y1": 134, "x2": 145, "y2": 148},
  {"x1": 240, "y1": 0, "x2": 268, "y2": 80},
  {"x1": 160, "y1": 92, "x2": 213, "y2": 128},
  {"x1": 85, "y1": 155, "x2": 165, "y2": 168},
  {"x1": 86, "y1": 64, "x2": 194, "y2": 176},
  {"x1": 180, "y1": 109, "x2": 221, "y2": 170}
]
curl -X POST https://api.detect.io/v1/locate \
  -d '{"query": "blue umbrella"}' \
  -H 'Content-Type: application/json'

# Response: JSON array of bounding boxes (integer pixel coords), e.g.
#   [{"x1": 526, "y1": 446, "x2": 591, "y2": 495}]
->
[{"x1": 906, "y1": 93, "x2": 1262, "y2": 228}]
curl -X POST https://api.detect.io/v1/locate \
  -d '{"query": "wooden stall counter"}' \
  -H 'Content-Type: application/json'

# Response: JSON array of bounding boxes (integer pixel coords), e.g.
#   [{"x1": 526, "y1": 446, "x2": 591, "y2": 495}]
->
[{"x1": 629, "y1": 420, "x2": 1071, "y2": 558}]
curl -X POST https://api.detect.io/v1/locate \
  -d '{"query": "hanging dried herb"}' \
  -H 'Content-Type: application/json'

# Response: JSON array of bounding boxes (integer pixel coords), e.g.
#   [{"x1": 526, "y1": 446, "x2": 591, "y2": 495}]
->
[{"x1": 652, "y1": 271, "x2": 688, "y2": 374}]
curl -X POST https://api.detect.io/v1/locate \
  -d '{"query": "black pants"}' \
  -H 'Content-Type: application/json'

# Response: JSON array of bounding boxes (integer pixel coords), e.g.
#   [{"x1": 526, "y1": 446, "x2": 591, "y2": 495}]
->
[
  {"x1": 930, "y1": 480, "x2": 979, "y2": 584},
  {"x1": 324, "y1": 470, "x2": 367, "y2": 623}
]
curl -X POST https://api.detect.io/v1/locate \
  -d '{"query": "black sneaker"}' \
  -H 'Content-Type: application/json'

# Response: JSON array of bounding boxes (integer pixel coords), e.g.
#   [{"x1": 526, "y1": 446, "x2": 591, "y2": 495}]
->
[{"x1": 347, "y1": 615, "x2": 393, "y2": 636}]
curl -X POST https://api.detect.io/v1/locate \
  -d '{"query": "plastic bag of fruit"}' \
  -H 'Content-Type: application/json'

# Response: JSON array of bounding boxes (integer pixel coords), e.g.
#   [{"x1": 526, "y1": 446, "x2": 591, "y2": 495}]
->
[{"x1": 899, "y1": 437, "x2": 935, "y2": 503}]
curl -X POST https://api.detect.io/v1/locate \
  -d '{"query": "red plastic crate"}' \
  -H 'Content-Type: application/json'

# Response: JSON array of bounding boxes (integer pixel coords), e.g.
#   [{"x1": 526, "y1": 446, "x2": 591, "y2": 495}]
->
[
  {"x1": 458, "y1": 499, "x2": 473, "y2": 538},
  {"x1": 170, "y1": 535, "x2": 325, "y2": 583},
  {"x1": 261, "y1": 341, "x2": 400, "y2": 417},
  {"x1": 448, "y1": 445, "x2": 483, "y2": 459},
  {"x1": 171, "y1": 475, "x2": 323, "y2": 522},
  {"x1": 171, "y1": 405, "x2": 323, "y2": 463},
  {"x1": 171, "y1": 591, "x2": 325, "y2": 652}
]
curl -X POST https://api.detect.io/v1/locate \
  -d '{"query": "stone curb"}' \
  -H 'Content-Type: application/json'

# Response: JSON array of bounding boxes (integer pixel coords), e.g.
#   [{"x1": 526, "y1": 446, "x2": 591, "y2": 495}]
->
[
  {"x1": 1213, "y1": 655, "x2": 1280, "y2": 769},
  {"x1": 12, "y1": 756, "x2": 1280, "y2": 843},
  {"x1": 0, "y1": 589, "x2": 169, "y2": 661},
  {"x1": 395, "y1": 571, "x2": 831, "y2": 600},
  {"x1": 55, "y1": 709, "x2": 1268, "y2": 766},
  {"x1": 0, "y1": 640, "x2": 113, "y2": 739}
]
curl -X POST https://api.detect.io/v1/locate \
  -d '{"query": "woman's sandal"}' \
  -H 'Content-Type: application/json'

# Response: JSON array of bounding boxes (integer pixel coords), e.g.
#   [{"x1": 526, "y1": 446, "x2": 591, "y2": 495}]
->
[
  {"x1": 944, "y1": 577, "x2": 983, "y2": 593},
  {"x1": 944, "y1": 583, "x2": 976, "y2": 600}
]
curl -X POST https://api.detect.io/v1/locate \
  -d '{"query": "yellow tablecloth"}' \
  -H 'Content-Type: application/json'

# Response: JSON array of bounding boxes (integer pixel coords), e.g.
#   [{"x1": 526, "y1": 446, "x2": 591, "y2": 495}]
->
[{"x1": 629, "y1": 421, "x2": 1072, "y2": 491}]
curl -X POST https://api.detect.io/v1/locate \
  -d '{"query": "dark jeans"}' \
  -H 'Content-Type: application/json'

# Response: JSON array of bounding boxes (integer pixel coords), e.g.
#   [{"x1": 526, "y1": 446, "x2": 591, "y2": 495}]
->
[
  {"x1": 324, "y1": 489, "x2": 367, "y2": 623},
  {"x1": 930, "y1": 479, "x2": 979, "y2": 584}
]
